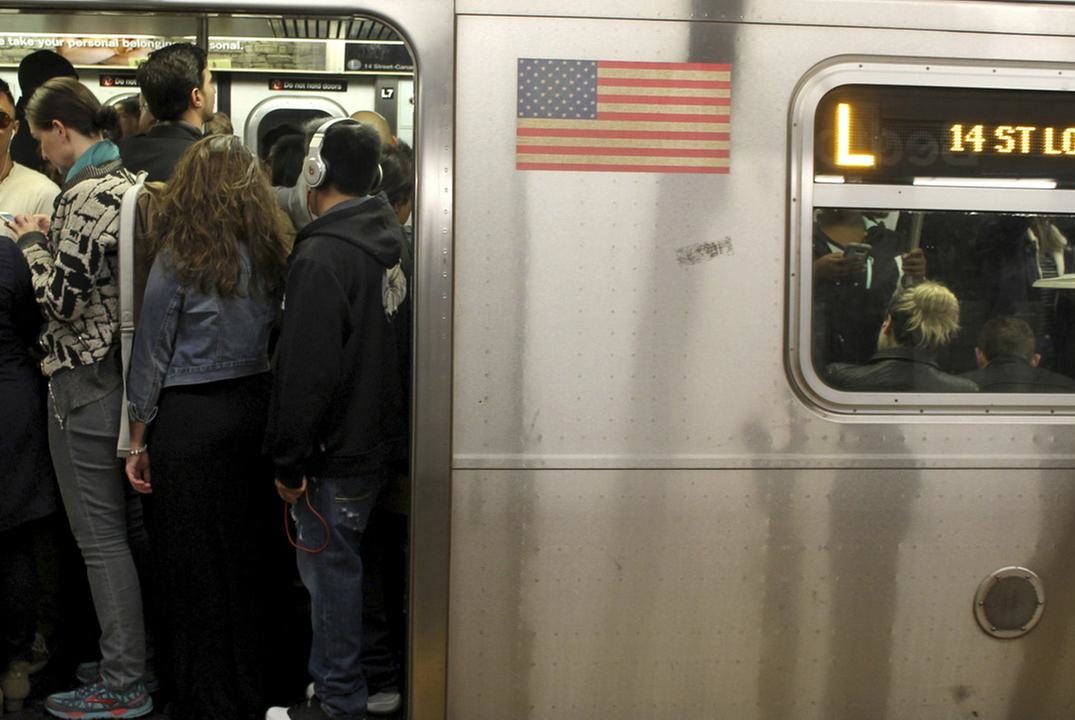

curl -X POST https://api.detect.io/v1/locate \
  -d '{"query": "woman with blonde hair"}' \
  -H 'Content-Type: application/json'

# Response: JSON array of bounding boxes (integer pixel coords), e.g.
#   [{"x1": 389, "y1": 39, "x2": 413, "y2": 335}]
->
[
  {"x1": 124, "y1": 134, "x2": 291, "y2": 719},
  {"x1": 7, "y1": 76, "x2": 152, "y2": 719},
  {"x1": 826, "y1": 281, "x2": 978, "y2": 392}
]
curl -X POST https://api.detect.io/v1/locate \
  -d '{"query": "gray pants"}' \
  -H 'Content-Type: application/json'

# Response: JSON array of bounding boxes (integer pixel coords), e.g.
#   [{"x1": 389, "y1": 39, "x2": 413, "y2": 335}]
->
[{"x1": 48, "y1": 385, "x2": 147, "y2": 690}]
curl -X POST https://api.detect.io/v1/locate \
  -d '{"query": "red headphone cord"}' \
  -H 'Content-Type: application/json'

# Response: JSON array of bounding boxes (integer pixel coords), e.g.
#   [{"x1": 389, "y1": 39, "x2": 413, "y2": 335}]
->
[{"x1": 283, "y1": 491, "x2": 331, "y2": 554}]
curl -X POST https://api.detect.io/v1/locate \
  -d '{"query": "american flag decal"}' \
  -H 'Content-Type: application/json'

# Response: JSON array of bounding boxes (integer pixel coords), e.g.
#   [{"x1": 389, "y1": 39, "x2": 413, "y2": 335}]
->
[{"x1": 516, "y1": 58, "x2": 731, "y2": 174}]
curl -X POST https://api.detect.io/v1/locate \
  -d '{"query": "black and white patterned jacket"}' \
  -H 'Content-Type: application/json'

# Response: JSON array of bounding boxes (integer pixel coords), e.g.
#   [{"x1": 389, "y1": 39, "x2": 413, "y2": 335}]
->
[{"x1": 18, "y1": 159, "x2": 135, "y2": 377}]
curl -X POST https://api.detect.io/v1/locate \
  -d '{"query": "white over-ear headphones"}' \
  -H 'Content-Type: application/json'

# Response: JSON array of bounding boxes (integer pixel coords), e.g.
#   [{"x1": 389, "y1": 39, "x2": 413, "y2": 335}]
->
[
  {"x1": 369, "y1": 163, "x2": 384, "y2": 195},
  {"x1": 303, "y1": 117, "x2": 386, "y2": 194},
  {"x1": 303, "y1": 116, "x2": 350, "y2": 189}
]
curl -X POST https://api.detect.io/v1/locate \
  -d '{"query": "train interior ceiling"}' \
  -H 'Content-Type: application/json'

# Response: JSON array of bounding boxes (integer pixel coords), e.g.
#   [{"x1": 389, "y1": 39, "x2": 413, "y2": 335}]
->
[{"x1": 0, "y1": 11, "x2": 415, "y2": 157}]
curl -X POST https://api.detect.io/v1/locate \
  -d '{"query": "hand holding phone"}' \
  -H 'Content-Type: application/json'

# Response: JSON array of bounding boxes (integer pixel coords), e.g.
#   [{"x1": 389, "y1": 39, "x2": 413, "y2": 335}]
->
[
  {"x1": 842, "y1": 242, "x2": 872, "y2": 259},
  {"x1": 842, "y1": 242, "x2": 871, "y2": 270},
  {"x1": 4, "y1": 213, "x2": 50, "y2": 237}
]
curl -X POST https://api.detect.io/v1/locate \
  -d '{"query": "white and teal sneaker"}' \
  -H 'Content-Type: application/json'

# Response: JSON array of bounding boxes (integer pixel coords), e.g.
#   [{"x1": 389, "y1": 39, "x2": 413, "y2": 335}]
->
[{"x1": 45, "y1": 680, "x2": 153, "y2": 719}]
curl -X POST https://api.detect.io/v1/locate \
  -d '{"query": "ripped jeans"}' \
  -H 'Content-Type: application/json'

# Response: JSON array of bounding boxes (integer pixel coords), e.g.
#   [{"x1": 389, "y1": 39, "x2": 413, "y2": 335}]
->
[{"x1": 295, "y1": 471, "x2": 387, "y2": 720}]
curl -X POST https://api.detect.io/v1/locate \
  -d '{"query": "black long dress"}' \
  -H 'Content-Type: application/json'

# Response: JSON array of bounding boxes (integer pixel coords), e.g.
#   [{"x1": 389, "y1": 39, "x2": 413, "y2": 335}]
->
[
  {"x1": 0, "y1": 238, "x2": 57, "y2": 667},
  {"x1": 0, "y1": 239, "x2": 56, "y2": 533}
]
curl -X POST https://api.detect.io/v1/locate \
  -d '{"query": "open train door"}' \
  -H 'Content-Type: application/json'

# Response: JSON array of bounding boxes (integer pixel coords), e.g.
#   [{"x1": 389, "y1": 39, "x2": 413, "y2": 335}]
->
[{"x1": 0, "y1": 2, "x2": 454, "y2": 719}]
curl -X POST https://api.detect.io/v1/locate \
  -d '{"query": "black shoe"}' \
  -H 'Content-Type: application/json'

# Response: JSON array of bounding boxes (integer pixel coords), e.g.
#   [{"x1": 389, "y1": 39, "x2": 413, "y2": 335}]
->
[{"x1": 266, "y1": 697, "x2": 365, "y2": 720}]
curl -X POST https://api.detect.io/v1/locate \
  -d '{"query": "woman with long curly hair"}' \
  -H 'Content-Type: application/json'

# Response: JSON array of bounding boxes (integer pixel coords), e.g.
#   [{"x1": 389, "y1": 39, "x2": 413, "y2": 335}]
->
[{"x1": 123, "y1": 133, "x2": 291, "y2": 719}]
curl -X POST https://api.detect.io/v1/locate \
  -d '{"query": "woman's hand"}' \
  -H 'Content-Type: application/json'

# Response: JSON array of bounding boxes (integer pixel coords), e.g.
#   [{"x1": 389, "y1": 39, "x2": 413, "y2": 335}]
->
[
  {"x1": 813, "y1": 252, "x2": 861, "y2": 283},
  {"x1": 126, "y1": 451, "x2": 152, "y2": 494},
  {"x1": 8, "y1": 213, "x2": 50, "y2": 238}
]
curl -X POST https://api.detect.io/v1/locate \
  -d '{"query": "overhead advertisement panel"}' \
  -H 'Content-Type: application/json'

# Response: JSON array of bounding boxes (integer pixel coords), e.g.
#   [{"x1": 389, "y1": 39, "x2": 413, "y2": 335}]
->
[{"x1": 0, "y1": 33, "x2": 405, "y2": 75}]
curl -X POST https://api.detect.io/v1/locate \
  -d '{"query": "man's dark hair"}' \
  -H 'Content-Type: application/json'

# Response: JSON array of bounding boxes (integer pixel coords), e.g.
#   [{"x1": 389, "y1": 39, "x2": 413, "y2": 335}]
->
[
  {"x1": 136, "y1": 43, "x2": 207, "y2": 121},
  {"x1": 978, "y1": 316, "x2": 1036, "y2": 362},
  {"x1": 0, "y1": 78, "x2": 14, "y2": 108},
  {"x1": 315, "y1": 120, "x2": 382, "y2": 196},
  {"x1": 116, "y1": 95, "x2": 141, "y2": 117},
  {"x1": 380, "y1": 140, "x2": 414, "y2": 208},
  {"x1": 816, "y1": 208, "x2": 864, "y2": 230},
  {"x1": 269, "y1": 134, "x2": 305, "y2": 187},
  {"x1": 17, "y1": 50, "x2": 77, "y2": 109},
  {"x1": 261, "y1": 123, "x2": 300, "y2": 160}
]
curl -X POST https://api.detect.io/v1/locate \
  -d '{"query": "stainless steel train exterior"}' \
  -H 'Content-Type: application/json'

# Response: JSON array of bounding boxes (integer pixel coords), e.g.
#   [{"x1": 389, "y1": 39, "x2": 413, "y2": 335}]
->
[{"x1": 13, "y1": 1, "x2": 1075, "y2": 719}]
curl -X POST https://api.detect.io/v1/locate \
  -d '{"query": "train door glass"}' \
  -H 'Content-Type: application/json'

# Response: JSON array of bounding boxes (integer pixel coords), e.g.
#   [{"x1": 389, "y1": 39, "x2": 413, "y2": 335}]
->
[{"x1": 791, "y1": 59, "x2": 1075, "y2": 412}]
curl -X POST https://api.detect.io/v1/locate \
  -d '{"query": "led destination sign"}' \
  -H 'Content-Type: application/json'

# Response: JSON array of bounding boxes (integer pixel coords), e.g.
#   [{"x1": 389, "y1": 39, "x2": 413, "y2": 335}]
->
[
  {"x1": 814, "y1": 84, "x2": 1075, "y2": 186},
  {"x1": 948, "y1": 123, "x2": 1075, "y2": 156}
]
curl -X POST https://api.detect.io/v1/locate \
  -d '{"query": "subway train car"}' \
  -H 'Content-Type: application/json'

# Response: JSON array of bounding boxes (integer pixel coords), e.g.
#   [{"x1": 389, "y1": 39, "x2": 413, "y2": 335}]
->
[{"x1": 10, "y1": 1, "x2": 1075, "y2": 719}]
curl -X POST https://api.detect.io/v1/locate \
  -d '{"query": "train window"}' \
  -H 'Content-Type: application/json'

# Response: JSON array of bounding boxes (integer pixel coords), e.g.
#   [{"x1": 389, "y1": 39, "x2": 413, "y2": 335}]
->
[
  {"x1": 810, "y1": 208, "x2": 1075, "y2": 393},
  {"x1": 791, "y1": 60, "x2": 1075, "y2": 411}
]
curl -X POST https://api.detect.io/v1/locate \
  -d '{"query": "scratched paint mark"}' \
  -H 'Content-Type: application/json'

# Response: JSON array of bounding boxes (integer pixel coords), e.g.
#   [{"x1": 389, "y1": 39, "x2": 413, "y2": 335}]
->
[
  {"x1": 676, "y1": 237, "x2": 734, "y2": 266},
  {"x1": 600, "y1": 548, "x2": 624, "y2": 572},
  {"x1": 951, "y1": 685, "x2": 974, "y2": 704}
]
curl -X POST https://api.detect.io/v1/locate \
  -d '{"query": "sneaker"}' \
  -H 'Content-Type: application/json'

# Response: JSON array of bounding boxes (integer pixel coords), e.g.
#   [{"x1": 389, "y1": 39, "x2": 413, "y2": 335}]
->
[
  {"x1": 367, "y1": 689, "x2": 401, "y2": 715},
  {"x1": 45, "y1": 680, "x2": 153, "y2": 719},
  {"x1": 304, "y1": 682, "x2": 399, "y2": 715},
  {"x1": 74, "y1": 660, "x2": 160, "y2": 694},
  {"x1": 266, "y1": 697, "x2": 332, "y2": 719}
]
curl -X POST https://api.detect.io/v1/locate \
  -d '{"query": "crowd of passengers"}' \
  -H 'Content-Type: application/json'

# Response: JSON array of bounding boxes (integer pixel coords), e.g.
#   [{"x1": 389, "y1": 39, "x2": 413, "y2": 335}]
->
[
  {"x1": 813, "y1": 208, "x2": 1075, "y2": 393},
  {"x1": 0, "y1": 44, "x2": 413, "y2": 720}
]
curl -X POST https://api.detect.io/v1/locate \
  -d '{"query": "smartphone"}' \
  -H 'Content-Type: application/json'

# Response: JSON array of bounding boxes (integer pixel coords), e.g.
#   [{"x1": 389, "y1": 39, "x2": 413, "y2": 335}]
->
[
  {"x1": 0, "y1": 212, "x2": 14, "y2": 224},
  {"x1": 843, "y1": 242, "x2": 872, "y2": 258}
]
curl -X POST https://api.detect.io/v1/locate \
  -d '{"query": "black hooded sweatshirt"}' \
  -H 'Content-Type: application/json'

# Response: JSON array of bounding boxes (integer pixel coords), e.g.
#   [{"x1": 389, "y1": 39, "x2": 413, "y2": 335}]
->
[{"x1": 265, "y1": 194, "x2": 405, "y2": 485}]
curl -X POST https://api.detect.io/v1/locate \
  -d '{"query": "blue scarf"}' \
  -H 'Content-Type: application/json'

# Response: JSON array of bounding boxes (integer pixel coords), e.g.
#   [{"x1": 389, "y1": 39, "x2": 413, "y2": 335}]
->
[{"x1": 65, "y1": 139, "x2": 121, "y2": 183}]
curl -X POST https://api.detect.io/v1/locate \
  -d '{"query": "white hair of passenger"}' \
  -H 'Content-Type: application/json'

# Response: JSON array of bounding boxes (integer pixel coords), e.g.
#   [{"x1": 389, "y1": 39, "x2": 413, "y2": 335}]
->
[{"x1": 883, "y1": 281, "x2": 961, "y2": 351}]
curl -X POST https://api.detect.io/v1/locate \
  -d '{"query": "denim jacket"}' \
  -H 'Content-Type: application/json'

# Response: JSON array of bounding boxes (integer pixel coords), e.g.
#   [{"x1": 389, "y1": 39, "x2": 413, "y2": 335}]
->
[{"x1": 126, "y1": 245, "x2": 277, "y2": 424}]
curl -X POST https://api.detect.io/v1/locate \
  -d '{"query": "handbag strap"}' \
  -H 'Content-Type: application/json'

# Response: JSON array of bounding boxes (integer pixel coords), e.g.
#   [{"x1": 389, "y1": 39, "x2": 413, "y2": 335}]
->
[{"x1": 116, "y1": 173, "x2": 147, "y2": 458}]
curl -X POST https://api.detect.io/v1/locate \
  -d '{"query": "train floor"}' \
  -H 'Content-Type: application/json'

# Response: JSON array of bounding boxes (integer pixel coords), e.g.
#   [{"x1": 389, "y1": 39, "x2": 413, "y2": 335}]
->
[
  {"x1": 5, "y1": 704, "x2": 406, "y2": 719},
  {"x1": 2, "y1": 617, "x2": 407, "y2": 720},
  {"x1": 3, "y1": 688, "x2": 406, "y2": 720}
]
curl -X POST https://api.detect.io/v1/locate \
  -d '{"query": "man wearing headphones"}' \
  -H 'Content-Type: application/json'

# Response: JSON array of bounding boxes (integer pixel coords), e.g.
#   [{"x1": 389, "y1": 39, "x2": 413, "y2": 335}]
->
[{"x1": 264, "y1": 119, "x2": 407, "y2": 720}]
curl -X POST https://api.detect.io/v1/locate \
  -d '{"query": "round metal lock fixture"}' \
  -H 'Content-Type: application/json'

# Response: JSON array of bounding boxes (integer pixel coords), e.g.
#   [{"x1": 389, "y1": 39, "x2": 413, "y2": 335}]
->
[{"x1": 974, "y1": 567, "x2": 1045, "y2": 639}]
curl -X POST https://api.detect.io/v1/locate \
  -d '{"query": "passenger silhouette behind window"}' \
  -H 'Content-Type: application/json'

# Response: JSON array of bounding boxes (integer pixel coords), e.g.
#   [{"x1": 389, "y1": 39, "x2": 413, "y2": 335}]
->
[
  {"x1": 812, "y1": 209, "x2": 927, "y2": 368},
  {"x1": 962, "y1": 316, "x2": 1075, "y2": 393},
  {"x1": 826, "y1": 281, "x2": 978, "y2": 393}
]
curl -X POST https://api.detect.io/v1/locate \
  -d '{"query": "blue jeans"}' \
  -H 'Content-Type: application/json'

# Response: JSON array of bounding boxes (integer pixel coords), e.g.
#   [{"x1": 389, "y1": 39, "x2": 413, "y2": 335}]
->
[{"x1": 295, "y1": 472, "x2": 386, "y2": 720}]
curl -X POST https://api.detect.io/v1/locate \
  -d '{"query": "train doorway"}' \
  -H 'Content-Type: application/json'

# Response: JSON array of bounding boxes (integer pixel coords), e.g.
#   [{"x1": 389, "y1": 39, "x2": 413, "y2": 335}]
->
[{"x1": 0, "y1": 4, "x2": 452, "y2": 719}]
